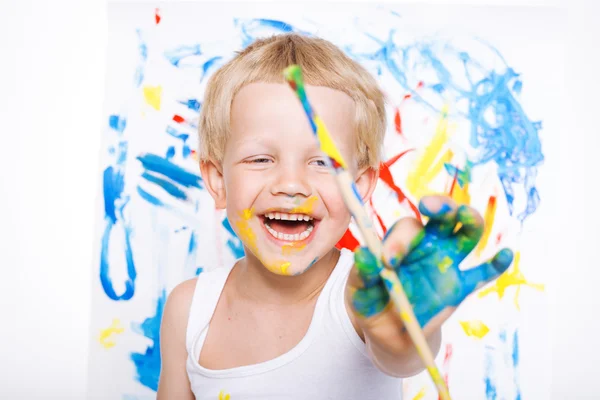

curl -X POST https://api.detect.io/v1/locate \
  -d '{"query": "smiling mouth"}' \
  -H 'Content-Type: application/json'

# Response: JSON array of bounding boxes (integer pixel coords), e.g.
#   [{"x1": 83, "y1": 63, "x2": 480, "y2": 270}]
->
[{"x1": 261, "y1": 211, "x2": 317, "y2": 242}]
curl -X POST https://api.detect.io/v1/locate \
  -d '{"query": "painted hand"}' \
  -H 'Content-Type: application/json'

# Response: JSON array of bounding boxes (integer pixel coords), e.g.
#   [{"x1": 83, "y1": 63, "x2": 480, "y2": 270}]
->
[{"x1": 346, "y1": 195, "x2": 513, "y2": 352}]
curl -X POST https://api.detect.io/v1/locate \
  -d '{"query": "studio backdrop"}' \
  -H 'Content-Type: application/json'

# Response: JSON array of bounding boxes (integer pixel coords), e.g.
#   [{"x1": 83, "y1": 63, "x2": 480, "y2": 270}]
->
[{"x1": 88, "y1": 3, "x2": 560, "y2": 399}]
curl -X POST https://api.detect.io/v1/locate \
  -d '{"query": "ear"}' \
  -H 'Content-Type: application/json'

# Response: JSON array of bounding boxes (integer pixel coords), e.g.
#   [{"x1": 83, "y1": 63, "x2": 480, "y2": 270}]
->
[
  {"x1": 354, "y1": 165, "x2": 379, "y2": 202},
  {"x1": 200, "y1": 160, "x2": 227, "y2": 209}
]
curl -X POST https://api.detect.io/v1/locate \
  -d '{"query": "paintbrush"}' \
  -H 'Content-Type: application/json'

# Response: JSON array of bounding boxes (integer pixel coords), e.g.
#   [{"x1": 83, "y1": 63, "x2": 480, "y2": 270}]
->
[{"x1": 283, "y1": 64, "x2": 451, "y2": 400}]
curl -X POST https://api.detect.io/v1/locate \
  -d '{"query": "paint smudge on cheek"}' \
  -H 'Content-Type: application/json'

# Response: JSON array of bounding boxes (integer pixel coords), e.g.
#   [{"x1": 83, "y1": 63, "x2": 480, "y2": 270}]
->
[{"x1": 234, "y1": 208, "x2": 293, "y2": 275}]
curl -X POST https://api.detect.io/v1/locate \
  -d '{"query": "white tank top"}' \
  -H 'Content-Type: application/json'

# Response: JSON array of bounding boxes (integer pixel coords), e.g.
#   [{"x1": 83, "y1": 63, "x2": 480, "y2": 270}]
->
[{"x1": 185, "y1": 248, "x2": 403, "y2": 399}]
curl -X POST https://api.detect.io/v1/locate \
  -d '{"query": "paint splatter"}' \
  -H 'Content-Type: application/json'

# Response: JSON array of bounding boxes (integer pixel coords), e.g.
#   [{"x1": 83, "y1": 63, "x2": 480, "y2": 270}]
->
[
  {"x1": 478, "y1": 251, "x2": 545, "y2": 309},
  {"x1": 412, "y1": 387, "x2": 426, "y2": 400},
  {"x1": 460, "y1": 320, "x2": 490, "y2": 339},
  {"x1": 219, "y1": 390, "x2": 231, "y2": 400},
  {"x1": 154, "y1": 8, "x2": 161, "y2": 25},
  {"x1": 130, "y1": 290, "x2": 165, "y2": 392},
  {"x1": 347, "y1": 29, "x2": 543, "y2": 222},
  {"x1": 476, "y1": 196, "x2": 497, "y2": 256},
  {"x1": 222, "y1": 217, "x2": 245, "y2": 259},
  {"x1": 143, "y1": 85, "x2": 162, "y2": 110},
  {"x1": 99, "y1": 319, "x2": 125, "y2": 349},
  {"x1": 164, "y1": 44, "x2": 202, "y2": 67}
]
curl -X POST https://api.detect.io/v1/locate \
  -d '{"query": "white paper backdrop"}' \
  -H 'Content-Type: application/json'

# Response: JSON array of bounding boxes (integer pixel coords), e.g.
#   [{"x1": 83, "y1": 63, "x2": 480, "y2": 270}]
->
[{"x1": 88, "y1": 3, "x2": 562, "y2": 399}]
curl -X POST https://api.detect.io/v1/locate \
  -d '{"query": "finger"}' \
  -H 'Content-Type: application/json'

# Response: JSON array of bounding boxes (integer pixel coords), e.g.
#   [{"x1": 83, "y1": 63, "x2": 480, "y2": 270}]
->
[
  {"x1": 382, "y1": 217, "x2": 425, "y2": 267},
  {"x1": 349, "y1": 247, "x2": 383, "y2": 290},
  {"x1": 419, "y1": 195, "x2": 459, "y2": 237},
  {"x1": 455, "y1": 204, "x2": 485, "y2": 254},
  {"x1": 351, "y1": 285, "x2": 390, "y2": 318},
  {"x1": 459, "y1": 248, "x2": 514, "y2": 295}
]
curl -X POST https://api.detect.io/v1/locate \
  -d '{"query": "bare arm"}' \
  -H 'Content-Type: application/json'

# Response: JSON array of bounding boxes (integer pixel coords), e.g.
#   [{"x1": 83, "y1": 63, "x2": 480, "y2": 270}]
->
[{"x1": 157, "y1": 278, "x2": 197, "y2": 400}]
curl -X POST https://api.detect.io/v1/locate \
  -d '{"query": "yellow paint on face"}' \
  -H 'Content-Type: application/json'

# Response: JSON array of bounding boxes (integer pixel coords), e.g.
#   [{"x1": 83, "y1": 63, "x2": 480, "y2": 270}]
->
[
  {"x1": 290, "y1": 195, "x2": 318, "y2": 215},
  {"x1": 478, "y1": 251, "x2": 545, "y2": 309},
  {"x1": 437, "y1": 256, "x2": 453, "y2": 274},
  {"x1": 406, "y1": 106, "x2": 452, "y2": 199},
  {"x1": 314, "y1": 116, "x2": 348, "y2": 169},
  {"x1": 459, "y1": 320, "x2": 490, "y2": 339},
  {"x1": 282, "y1": 242, "x2": 306, "y2": 256},
  {"x1": 99, "y1": 318, "x2": 124, "y2": 349},
  {"x1": 412, "y1": 387, "x2": 426, "y2": 400},
  {"x1": 143, "y1": 85, "x2": 162, "y2": 110},
  {"x1": 475, "y1": 196, "x2": 497, "y2": 257},
  {"x1": 235, "y1": 208, "x2": 293, "y2": 276}
]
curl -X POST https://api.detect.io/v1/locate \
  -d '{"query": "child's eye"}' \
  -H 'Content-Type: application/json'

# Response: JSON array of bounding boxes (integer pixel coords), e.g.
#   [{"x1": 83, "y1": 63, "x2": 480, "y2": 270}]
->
[
  {"x1": 310, "y1": 159, "x2": 328, "y2": 167},
  {"x1": 248, "y1": 157, "x2": 272, "y2": 164}
]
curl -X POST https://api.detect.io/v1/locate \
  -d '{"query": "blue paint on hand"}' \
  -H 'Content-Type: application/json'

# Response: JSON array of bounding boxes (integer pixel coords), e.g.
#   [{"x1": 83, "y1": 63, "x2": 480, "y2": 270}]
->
[{"x1": 352, "y1": 197, "x2": 513, "y2": 326}]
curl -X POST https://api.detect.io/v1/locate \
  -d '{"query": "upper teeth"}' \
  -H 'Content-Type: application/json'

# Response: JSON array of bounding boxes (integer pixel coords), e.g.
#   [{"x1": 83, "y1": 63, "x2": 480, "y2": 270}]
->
[{"x1": 264, "y1": 212, "x2": 313, "y2": 221}]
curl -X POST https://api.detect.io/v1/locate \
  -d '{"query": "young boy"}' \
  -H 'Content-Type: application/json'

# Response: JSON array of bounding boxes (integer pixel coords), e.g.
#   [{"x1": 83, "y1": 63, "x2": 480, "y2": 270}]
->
[{"x1": 158, "y1": 33, "x2": 513, "y2": 399}]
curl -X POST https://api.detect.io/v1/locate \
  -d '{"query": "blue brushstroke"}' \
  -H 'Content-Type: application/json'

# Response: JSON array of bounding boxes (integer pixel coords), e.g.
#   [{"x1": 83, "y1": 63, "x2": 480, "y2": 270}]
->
[
  {"x1": 484, "y1": 345, "x2": 497, "y2": 400},
  {"x1": 109, "y1": 115, "x2": 127, "y2": 133},
  {"x1": 137, "y1": 186, "x2": 166, "y2": 207},
  {"x1": 166, "y1": 146, "x2": 175, "y2": 160},
  {"x1": 344, "y1": 26, "x2": 543, "y2": 223},
  {"x1": 188, "y1": 230, "x2": 197, "y2": 254},
  {"x1": 513, "y1": 330, "x2": 521, "y2": 400},
  {"x1": 195, "y1": 267, "x2": 203, "y2": 275},
  {"x1": 130, "y1": 290, "x2": 165, "y2": 392},
  {"x1": 179, "y1": 99, "x2": 202, "y2": 112},
  {"x1": 141, "y1": 172, "x2": 187, "y2": 201},
  {"x1": 134, "y1": 29, "x2": 148, "y2": 87},
  {"x1": 222, "y1": 217, "x2": 245, "y2": 258},
  {"x1": 165, "y1": 126, "x2": 190, "y2": 142},
  {"x1": 444, "y1": 162, "x2": 472, "y2": 188},
  {"x1": 137, "y1": 153, "x2": 203, "y2": 189},
  {"x1": 236, "y1": 18, "x2": 309, "y2": 48},
  {"x1": 164, "y1": 44, "x2": 202, "y2": 67},
  {"x1": 182, "y1": 145, "x2": 191, "y2": 158},
  {"x1": 100, "y1": 117, "x2": 137, "y2": 301},
  {"x1": 200, "y1": 56, "x2": 223, "y2": 82}
]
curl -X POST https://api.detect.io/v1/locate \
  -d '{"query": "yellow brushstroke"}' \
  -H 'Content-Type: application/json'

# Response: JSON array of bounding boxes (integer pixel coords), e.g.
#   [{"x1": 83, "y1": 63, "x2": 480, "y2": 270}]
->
[
  {"x1": 218, "y1": 390, "x2": 231, "y2": 400},
  {"x1": 459, "y1": 320, "x2": 490, "y2": 339},
  {"x1": 314, "y1": 116, "x2": 347, "y2": 169},
  {"x1": 478, "y1": 251, "x2": 545, "y2": 310},
  {"x1": 99, "y1": 319, "x2": 124, "y2": 349},
  {"x1": 451, "y1": 181, "x2": 471, "y2": 205},
  {"x1": 475, "y1": 196, "x2": 497, "y2": 257},
  {"x1": 143, "y1": 85, "x2": 162, "y2": 110},
  {"x1": 412, "y1": 387, "x2": 426, "y2": 400},
  {"x1": 406, "y1": 106, "x2": 451, "y2": 199},
  {"x1": 279, "y1": 262, "x2": 291, "y2": 275},
  {"x1": 437, "y1": 256, "x2": 453, "y2": 274}
]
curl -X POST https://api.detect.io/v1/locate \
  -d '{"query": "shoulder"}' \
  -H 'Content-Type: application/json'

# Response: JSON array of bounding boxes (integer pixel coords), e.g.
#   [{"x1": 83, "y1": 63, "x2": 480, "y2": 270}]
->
[{"x1": 162, "y1": 278, "x2": 198, "y2": 342}]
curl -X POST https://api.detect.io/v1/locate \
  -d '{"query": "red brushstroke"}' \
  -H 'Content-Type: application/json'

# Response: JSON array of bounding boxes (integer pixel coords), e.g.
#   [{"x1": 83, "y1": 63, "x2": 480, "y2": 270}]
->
[
  {"x1": 376, "y1": 150, "x2": 422, "y2": 223},
  {"x1": 402, "y1": 93, "x2": 412, "y2": 100},
  {"x1": 417, "y1": 81, "x2": 424, "y2": 89},
  {"x1": 394, "y1": 108, "x2": 403, "y2": 135},
  {"x1": 335, "y1": 228, "x2": 360, "y2": 251},
  {"x1": 438, "y1": 343, "x2": 453, "y2": 400},
  {"x1": 173, "y1": 114, "x2": 185, "y2": 123},
  {"x1": 449, "y1": 170, "x2": 459, "y2": 196},
  {"x1": 369, "y1": 198, "x2": 387, "y2": 237},
  {"x1": 155, "y1": 8, "x2": 161, "y2": 24}
]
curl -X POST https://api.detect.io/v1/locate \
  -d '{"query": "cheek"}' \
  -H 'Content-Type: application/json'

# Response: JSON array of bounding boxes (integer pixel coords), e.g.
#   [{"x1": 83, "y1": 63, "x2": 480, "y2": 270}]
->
[{"x1": 319, "y1": 184, "x2": 351, "y2": 222}]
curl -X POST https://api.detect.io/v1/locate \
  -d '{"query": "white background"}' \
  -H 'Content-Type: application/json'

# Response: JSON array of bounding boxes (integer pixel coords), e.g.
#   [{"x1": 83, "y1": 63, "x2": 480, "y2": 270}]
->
[{"x1": 0, "y1": 0, "x2": 598, "y2": 399}]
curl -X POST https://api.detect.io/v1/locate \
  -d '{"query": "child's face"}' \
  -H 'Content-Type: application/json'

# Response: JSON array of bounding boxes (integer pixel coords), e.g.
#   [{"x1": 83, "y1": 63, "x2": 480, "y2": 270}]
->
[{"x1": 204, "y1": 82, "x2": 375, "y2": 276}]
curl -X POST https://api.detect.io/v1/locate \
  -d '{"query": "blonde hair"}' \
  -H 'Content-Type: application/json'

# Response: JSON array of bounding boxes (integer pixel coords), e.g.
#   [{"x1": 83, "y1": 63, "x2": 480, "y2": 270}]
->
[{"x1": 198, "y1": 33, "x2": 386, "y2": 169}]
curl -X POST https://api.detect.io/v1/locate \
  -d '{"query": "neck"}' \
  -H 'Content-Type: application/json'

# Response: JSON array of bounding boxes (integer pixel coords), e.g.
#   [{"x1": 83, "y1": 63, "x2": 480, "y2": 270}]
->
[{"x1": 232, "y1": 248, "x2": 341, "y2": 306}]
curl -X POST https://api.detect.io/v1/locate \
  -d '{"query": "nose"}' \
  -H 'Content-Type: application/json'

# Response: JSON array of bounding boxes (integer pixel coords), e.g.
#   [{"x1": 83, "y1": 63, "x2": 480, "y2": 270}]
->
[{"x1": 270, "y1": 161, "x2": 312, "y2": 198}]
